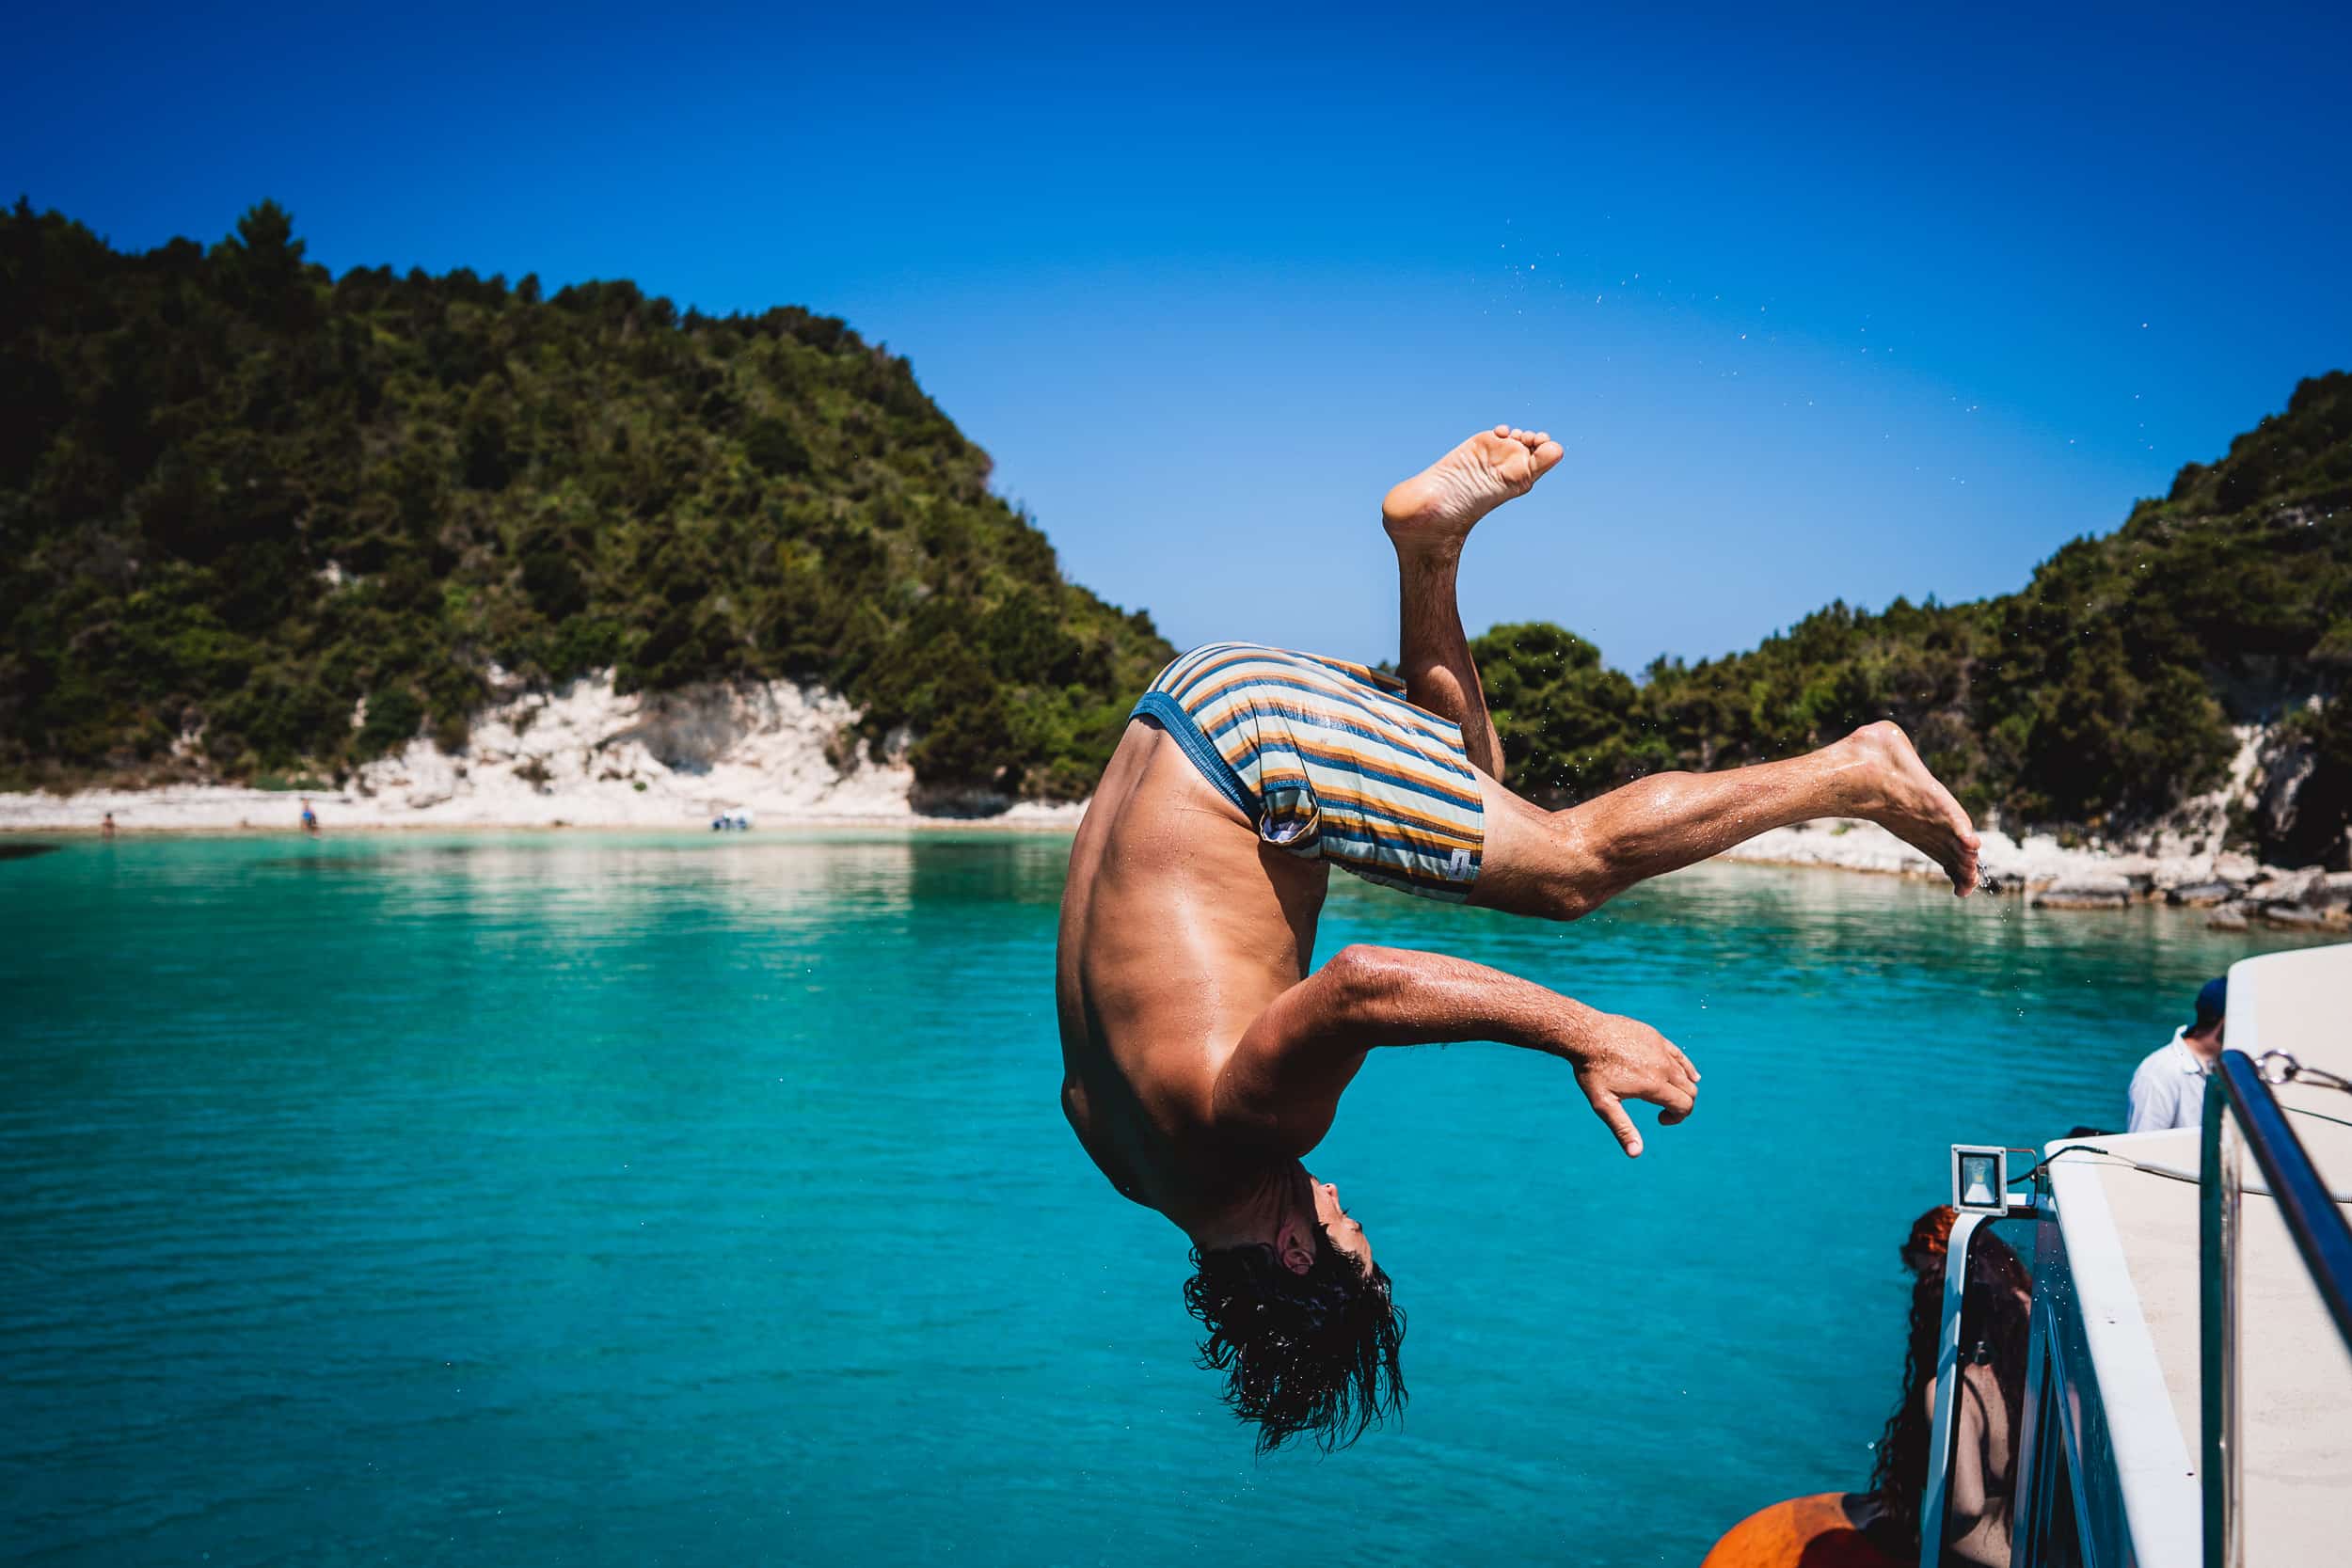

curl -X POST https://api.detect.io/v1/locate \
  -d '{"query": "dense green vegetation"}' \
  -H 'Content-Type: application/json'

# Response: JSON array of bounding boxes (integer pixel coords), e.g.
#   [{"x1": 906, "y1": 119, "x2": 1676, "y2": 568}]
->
[
  {"x1": 6, "y1": 203, "x2": 2347, "y2": 858},
  {"x1": 0, "y1": 201, "x2": 1171, "y2": 800},
  {"x1": 1474, "y1": 371, "x2": 2352, "y2": 863}
]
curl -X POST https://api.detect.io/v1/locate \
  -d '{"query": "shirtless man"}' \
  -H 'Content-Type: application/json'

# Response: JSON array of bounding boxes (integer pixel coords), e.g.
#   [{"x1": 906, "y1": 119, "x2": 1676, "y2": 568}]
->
[{"x1": 1057, "y1": 426, "x2": 1981, "y2": 1453}]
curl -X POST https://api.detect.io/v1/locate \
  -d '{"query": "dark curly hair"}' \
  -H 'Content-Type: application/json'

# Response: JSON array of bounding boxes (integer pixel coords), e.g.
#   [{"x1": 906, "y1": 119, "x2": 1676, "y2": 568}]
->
[
  {"x1": 1182, "y1": 1227, "x2": 1406, "y2": 1454},
  {"x1": 1867, "y1": 1209, "x2": 2030, "y2": 1554}
]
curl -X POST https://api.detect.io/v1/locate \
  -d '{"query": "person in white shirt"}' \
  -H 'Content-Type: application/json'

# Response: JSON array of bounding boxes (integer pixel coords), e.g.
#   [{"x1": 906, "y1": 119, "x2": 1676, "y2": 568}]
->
[{"x1": 2127, "y1": 977, "x2": 2227, "y2": 1132}]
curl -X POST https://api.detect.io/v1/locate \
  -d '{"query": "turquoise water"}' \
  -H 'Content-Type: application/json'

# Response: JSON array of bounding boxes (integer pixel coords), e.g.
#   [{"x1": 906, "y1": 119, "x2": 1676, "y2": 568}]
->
[{"x1": 1, "y1": 833, "x2": 2325, "y2": 1565}]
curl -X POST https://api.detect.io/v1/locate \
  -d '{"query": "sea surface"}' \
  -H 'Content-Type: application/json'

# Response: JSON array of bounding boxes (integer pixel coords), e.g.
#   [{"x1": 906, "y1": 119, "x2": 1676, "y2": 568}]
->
[{"x1": 1, "y1": 832, "x2": 2327, "y2": 1566}]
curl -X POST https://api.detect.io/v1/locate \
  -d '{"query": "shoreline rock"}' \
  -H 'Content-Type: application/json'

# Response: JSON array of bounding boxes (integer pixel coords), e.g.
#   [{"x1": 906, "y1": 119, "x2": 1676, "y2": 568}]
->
[
  {"x1": 0, "y1": 671, "x2": 1087, "y2": 835},
  {"x1": 2030, "y1": 872, "x2": 2133, "y2": 911},
  {"x1": 1715, "y1": 816, "x2": 2345, "y2": 916}
]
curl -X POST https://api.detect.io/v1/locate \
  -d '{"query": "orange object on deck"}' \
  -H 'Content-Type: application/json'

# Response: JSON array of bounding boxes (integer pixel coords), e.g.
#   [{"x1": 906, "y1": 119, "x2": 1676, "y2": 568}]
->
[{"x1": 1698, "y1": 1493, "x2": 1902, "y2": 1568}]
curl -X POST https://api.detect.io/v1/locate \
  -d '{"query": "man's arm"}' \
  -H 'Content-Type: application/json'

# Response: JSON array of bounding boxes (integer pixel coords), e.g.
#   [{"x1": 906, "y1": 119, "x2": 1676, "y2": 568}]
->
[{"x1": 1210, "y1": 943, "x2": 1700, "y2": 1158}]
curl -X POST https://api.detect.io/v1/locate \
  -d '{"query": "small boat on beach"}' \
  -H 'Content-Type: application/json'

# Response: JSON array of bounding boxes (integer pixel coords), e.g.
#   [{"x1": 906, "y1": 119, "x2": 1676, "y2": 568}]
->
[{"x1": 1708, "y1": 942, "x2": 2352, "y2": 1568}]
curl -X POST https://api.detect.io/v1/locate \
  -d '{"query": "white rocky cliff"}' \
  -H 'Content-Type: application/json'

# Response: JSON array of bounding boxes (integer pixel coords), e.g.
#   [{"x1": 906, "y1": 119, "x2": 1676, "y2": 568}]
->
[{"x1": 0, "y1": 673, "x2": 1075, "y2": 832}]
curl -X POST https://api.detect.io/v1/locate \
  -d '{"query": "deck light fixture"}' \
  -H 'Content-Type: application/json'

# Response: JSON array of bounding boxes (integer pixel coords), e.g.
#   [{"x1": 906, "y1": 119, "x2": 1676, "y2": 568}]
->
[{"x1": 1950, "y1": 1144, "x2": 2008, "y2": 1214}]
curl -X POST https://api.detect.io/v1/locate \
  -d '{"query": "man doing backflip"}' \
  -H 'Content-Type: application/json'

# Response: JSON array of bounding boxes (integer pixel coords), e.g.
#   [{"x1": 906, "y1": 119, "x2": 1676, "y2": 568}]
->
[{"x1": 1056, "y1": 426, "x2": 1981, "y2": 1452}]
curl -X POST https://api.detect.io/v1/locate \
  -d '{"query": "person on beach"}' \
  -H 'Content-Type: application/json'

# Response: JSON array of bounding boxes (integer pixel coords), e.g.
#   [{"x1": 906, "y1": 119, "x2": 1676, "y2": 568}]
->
[
  {"x1": 1057, "y1": 425, "x2": 1982, "y2": 1451},
  {"x1": 101, "y1": 812, "x2": 116, "y2": 838},
  {"x1": 2126, "y1": 976, "x2": 2226, "y2": 1132},
  {"x1": 299, "y1": 798, "x2": 318, "y2": 834}
]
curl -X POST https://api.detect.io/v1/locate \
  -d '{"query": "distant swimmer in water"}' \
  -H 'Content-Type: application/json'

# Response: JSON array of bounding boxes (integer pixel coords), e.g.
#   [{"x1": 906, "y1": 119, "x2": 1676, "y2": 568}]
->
[
  {"x1": 101, "y1": 812, "x2": 116, "y2": 838},
  {"x1": 1057, "y1": 425, "x2": 1981, "y2": 1452},
  {"x1": 299, "y1": 798, "x2": 318, "y2": 833}
]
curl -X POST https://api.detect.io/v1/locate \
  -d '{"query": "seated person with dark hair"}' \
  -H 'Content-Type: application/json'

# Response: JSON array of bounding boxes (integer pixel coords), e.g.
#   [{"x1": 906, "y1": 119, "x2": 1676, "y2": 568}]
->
[{"x1": 1057, "y1": 425, "x2": 1981, "y2": 1451}]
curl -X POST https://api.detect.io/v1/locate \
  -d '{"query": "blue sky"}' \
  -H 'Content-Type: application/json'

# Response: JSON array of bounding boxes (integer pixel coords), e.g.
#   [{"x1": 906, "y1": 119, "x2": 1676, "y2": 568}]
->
[{"x1": 9, "y1": 2, "x2": 2349, "y2": 670}]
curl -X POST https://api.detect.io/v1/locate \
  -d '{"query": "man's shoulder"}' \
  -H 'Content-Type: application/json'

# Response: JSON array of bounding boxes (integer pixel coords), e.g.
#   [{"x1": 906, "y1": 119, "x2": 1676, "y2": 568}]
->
[
  {"x1": 2128, "y1": 1044, "x2": 2183, "y2": 1104},
  {"x1": 2126, "y1": 1039, "x2": 2188, "y2": 1132}
]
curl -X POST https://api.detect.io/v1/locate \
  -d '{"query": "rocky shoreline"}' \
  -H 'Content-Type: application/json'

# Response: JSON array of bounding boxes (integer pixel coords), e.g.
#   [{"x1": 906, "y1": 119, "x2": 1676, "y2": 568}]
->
[
  {"x1": 0, "y1": 672, "x2": 1083, "y2": 835},
  {"x1": 1713, "y1": 715, "x2": 2351, "y2": 931},
  {"x1": 7, "y1": 673, "x2": 2344, "y2": 930},
  {"x1": 14, "y1": 783, "x2": 2344, "y2": 932},
  {"x1": 1719, "y1": 817, "x2": 2351, "y2": 930}
]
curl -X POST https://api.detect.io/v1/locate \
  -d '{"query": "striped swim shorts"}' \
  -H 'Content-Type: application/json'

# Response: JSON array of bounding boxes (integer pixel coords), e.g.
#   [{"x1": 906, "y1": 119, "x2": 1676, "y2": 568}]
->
[{"x1": 1130, "y1": 642, "x2": 1486, "y2": 901}]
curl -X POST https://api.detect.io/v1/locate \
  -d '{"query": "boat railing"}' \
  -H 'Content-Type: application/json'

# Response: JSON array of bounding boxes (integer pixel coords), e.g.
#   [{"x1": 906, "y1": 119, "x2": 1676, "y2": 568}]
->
[
  {"x1": 2199, "y1": 1047, "x2": 2352, "y2": 1568},
  {"x1": 1916, "y1": 1208, "x2": 1999, "y2": 1568}
]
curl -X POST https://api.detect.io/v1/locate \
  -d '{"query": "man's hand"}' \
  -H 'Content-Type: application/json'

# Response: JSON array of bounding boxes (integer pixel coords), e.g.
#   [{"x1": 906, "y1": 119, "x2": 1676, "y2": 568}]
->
[{"x1": 1562, "y1": 1012, "x2": 1700, "y2": 1158}]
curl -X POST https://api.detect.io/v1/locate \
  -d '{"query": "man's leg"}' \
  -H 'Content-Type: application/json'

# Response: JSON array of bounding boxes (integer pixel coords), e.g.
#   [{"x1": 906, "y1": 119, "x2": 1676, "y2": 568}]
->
[
  {"x1": 1471, "y1": 724, "x2": 1982, "y2": 919},
  {"x1": 1377, "y1": 425, "x2": 1979, "y2": 919},
  {"x1": 1380, "y1": 425, "x2": 1561, "y2": 777},
  {"x1": 1393, "y1": 542, "x2": 1502, "y2": 774}
]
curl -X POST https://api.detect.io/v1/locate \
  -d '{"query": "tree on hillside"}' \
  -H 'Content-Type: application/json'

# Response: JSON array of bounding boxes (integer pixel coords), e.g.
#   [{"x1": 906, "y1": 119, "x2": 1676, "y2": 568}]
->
[
  {"x1": 1475, "y1": 372, "x2": 2352, "y2": 862},
  {"x1": 1472, "y1": 622, "x2": 1672, "y2": 804},
  {"x1": 0, "y1": 200, "x2": 1172, "y2": 800}
]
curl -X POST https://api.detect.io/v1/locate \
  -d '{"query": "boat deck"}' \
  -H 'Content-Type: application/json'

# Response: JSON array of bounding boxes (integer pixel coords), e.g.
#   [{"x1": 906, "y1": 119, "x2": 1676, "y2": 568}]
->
[{"x1": 2042, "y1": 945, "x2": 2352, "y2": 1566}]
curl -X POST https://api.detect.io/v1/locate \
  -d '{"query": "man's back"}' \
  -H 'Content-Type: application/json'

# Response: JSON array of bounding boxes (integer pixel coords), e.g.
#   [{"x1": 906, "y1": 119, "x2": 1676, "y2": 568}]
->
[
  {"x1": 2127, "y1": 1028, "x2": 2209, "y2": 1132},
  {"x1": 1056, "y1": 719, "x2": 1328, "y2": 1227}
]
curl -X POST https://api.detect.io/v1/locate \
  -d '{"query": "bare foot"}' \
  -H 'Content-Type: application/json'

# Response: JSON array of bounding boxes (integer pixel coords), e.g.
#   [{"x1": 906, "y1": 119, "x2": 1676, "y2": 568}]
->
[
  {"x1": 1382, "y1": 425, "x2": 1565, "y2": 557},
  {"x1": 1848, "y1": 721, "x2": 1982, "y2": 895}
]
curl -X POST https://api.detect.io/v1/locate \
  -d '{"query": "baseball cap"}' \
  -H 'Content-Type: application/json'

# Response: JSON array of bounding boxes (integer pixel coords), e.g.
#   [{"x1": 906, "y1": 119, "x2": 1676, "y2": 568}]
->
[{"x1": 2194, "y1": 976, "x2": 2228, "y2": 1030}]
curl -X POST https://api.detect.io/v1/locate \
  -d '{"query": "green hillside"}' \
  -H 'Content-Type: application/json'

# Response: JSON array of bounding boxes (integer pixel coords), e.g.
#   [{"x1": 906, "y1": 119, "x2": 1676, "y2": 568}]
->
[
  {"x1": 7, "y1": 202, "x2": 2347, "y2": 861},
  {"x1": 0, "y1": 200, "x2": 1172, "y2": 800},
  {"x1": 1475, "y1": 371, "x2": 2352, "y2": 865}
]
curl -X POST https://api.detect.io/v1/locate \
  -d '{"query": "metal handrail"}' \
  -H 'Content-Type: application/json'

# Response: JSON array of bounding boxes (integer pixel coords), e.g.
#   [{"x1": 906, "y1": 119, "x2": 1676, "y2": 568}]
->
[
  {"x1": 2198, "y1": 1049, "x2": 2352, "y2": 1568},
  {"x1": 1916, "y1": 1210, "x2": 1990, "y2": 1568}
]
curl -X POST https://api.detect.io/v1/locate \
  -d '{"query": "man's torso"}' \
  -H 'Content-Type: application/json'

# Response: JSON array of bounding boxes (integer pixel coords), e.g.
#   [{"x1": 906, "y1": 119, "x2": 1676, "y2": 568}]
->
[{"x1": 1055, "y1": 719, "x2": 1328, "y2": 1227}]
